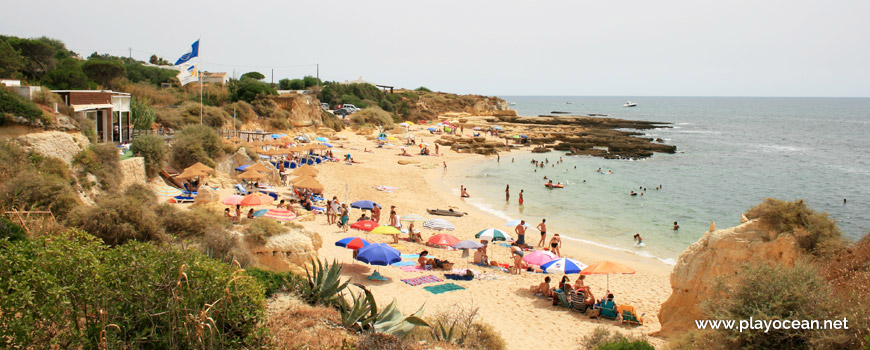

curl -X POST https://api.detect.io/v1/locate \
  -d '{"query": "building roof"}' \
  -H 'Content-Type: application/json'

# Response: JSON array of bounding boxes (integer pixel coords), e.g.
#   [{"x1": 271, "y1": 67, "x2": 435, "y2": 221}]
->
[
  {"x1": 340, "y1": 76, "x2": 376, "y2": 85},
  {"x1": 202, "y1": 72, "x2": 228, "y2": 78},
  {"x1": 51, "y1": 90, "x2": 131, "y2": 96}
]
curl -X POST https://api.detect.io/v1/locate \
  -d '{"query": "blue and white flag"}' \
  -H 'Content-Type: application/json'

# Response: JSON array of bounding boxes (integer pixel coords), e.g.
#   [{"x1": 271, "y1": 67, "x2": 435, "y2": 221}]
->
[
  {"x1": 174, "y1": 39, "x2": 199, "y2": 65},
  {"x1": 176, "y1": 63, "x2": 198, "y2": 86}
]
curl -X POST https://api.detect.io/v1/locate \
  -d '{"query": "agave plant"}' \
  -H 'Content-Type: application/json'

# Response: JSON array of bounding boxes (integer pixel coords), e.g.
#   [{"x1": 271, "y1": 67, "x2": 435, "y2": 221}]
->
[
  {"x1": 339, "y1": 283, "x2": 429, "y2": 337},
  {"x1": 298, "y1": 259, "x2": 350, "y2": 307}
]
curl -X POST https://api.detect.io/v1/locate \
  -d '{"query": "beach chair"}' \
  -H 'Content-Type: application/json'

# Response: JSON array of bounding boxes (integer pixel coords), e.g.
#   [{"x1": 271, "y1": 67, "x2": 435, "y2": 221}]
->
[
  {"x1": 265, "y1": 192, "x2": 278, "y2": 201},
  {"x1": 552, "y1": 290, "x2": 571, "y2": 308},
  {"x1": 307, "y1": 159, "x2": 314, "y2": 166},
  {"x1": 599, "y1": 300, "x2": 619, "y2": 320},
  {"x1": 172, "y1": 195, "x2": 195, "y2": 203},
  {"x1": 288, "y1": 162, "x2": 297, "y2": 169},
  {"x1": 619, "y1": 305, "x2": 643, "y2": 325},
  {"x1": 235, "y1": 184, "x2": 247, "y2": 195}
]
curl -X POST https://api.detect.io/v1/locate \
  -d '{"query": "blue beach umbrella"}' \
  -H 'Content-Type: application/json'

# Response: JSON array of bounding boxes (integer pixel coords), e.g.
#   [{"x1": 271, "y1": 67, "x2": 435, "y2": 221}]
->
[
  {"x1": 356, "y1": 243, "x2": 401, "y2": 266},
  {"x1": 505, "y1": 220, "x2": 530, "y2": 228},
  {"x1": 427, "y1": 127, "x2": 437, "y2": 131},
  {"x1": 251, "y1": 209, "x2": 268, "y2": 217},
  {"x1": 335, "y1": 237, "x2": 371, "y2": 250},
  {"x1": 520, "y1": 135, "x2": 528, "y2": 138},
  {"x1": 541, "y1": 258, "x2": 588, "y2": 274},
  {"x1": 377, "y1": 136, "x2": 386, "y2": 141},
  {"x1": 492, "y1": 126, "x2": 503, "y2": 130},
  {"x1": 316, "y1": 137, "x2": 329, "y2": 142},
  {"x1": 475, "y1": 228, "x2": 512, "y2": 241},
  {"x1": 323, "y1": 143, "x2": 333, "y2": 148},
  {"x1": 351, "y1": 200, "x2": 381, "y2": 210}
]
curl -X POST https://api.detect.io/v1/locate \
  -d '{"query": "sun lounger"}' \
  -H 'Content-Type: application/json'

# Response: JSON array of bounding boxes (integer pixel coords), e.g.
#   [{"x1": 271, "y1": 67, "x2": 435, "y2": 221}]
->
[
  {"x1": 172, "y1": 196, "x2": 195, "y2": 203},
  {"x1": 599, "y1": 300, "x2": 619, "y2": 320},
  {"x1": 235, "y1": 184, "x2": 247, "y2": 195}
]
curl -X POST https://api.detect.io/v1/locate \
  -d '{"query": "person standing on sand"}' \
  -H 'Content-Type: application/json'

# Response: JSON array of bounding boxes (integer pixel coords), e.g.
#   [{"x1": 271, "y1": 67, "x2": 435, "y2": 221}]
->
[
  {"x1": 549, "y1": 234, "x2": 562, "y2": 256},
  {"x1": 390, "y1": 209, "x2": 401, "y2": 243},
  {"x1": 505, "y1": 185, "x2": 510, "y2": 201},
  {"x1": 372, "y1": 204, "x2": 381, "y2": 223},
  {"x1": 519, "y1": 190, "x2": 524, "y2": 205},
  {"x1": 515, "y1": 220, "x2": 527, "y2": 246},
  {"x1": 442, "y1": 161, "x2": 447, "y2": 172},
  {"x1": 435, "y1": 144, "x2": 439, "y2": 156},
  {"x1": 537, "y1": 219, "x2": 547, "y2": 247}
]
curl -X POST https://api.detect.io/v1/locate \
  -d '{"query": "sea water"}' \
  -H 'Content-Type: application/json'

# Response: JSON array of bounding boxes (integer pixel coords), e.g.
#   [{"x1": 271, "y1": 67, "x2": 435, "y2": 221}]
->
[{"x1": 439, "y1": 96, "x2": 870, "y2": 263}]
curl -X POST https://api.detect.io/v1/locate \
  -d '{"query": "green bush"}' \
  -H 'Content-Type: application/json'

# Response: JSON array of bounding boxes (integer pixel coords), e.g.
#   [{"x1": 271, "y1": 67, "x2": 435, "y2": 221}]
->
[
  {"x1": 0, "y1": 229, "x2": 267, "y2": 349},
  {"x1": 42, "y1": 57, "x2": 94, "y2": 90},
  {"x1": 339, "y1": 94, "x2": 366, "y2": 108},
  {"x1": 415, "y1": 86, "x2": 432, "y2": 92},
  {"x1": 170, "y1": 124, "x2": 222, "y2": 169},
  {"x1": 350, "y1": 106, "x2": 395, "y2": 128},
  {"x1": 0, "y1": 170, "x2": 79, "y2": 217},
  {"x1": 122, "y1": 183, "x2": 158, "y2": 206},
  {"x1": 82, "y1": 59, "x2": 126, "y2": 88},
  {"x1": 130, "y1": 96, "x2": 156, "y2": 129},
  {"x1": 245, "y1": 218, "x2": 286, "y2": 245},
  {"x1": 224, "y1": 100, "x2": 257, "y2": 124},
  {"x1": 248, "y1": 267, "x2": 303, "y2": 297},
  {"x1": 74, "y1": 114, "x2": 97, "y2": 142},
  {"x1": 269, "y1": 117, "x2": 291, "y2": 130},
  {"x1": 230, "y1": 78, "x2": 277, "y2": 103},
  {"x1": 157, "y1": 204, "x2": 228, "y2": 239},
  {"x1": 0, "y1": 217, "x2": 26, "y2": 242},
  {"x1": 73, "y1": 143, "x2": 122, "y2": 191},
  {"x1": 581, "y1": 327, "x2": 652, "y2": 350},
  {"x1": 129, "y1": 134, "x2": 165, "y2": 178},
  {"x1": 321, "y1": 110, "x2": 345, "y2": 132},
  {"x1": 0, "y1": 87, "x2": 43, "y2": 124},
  {"x1": 124, "y1": 62, "x2": 177, "y2": 86},
  {"x1": 378, "y1": 99, "x2": 395, "y2": 112},
  {"x1": 745, "y1": 198, "x2": 844, "y2": 257}
]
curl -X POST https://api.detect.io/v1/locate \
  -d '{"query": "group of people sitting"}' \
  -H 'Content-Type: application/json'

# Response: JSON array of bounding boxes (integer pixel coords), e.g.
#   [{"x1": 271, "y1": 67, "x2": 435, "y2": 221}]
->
[
  {"x1": 417, "y1": 250, "x2": 454, "y2": 270},
  {"x1": 530, "y1": 275, "x2": 619, "y2": 317}
]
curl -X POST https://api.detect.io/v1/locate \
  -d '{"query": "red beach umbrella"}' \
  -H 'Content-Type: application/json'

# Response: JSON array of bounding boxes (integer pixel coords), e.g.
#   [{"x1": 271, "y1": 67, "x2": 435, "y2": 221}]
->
[
  {"x1": 428, "y1": 233, "x2": 461, "y2": 247},
  {"x1": 350, "y1": 220, "x2": 378, "y2": 232}
]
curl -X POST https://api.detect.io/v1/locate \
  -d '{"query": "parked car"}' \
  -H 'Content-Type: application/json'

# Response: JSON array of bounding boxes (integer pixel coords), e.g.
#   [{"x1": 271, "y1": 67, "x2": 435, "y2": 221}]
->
[
  {"x1": 320, "y1": 103, "x2": 329, "y2": 110},
  {"x1": 341, "y1": 104, "x2": 358, "y2": 111},
  {"x1": 334, "y1": 108, "x2": 353, "y2": 116}
]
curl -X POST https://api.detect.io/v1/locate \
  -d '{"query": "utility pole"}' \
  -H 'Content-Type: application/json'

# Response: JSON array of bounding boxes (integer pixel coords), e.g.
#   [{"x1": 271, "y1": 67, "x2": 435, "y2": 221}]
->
[
  {"x1": 271, "y1": 69, "x2": 274, "y2": 86},
  {"x1": 128, "y1": 47, "x2": 132, "y2": 59},
  {"x1": 316, "y1": 63, "x2": 320, "y2": 86}
]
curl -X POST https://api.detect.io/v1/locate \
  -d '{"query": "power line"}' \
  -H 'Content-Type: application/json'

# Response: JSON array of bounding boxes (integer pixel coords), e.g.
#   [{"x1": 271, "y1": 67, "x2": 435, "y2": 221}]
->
[{"x1": 128, "y1": 48, "x2": 316, "y2": 69}]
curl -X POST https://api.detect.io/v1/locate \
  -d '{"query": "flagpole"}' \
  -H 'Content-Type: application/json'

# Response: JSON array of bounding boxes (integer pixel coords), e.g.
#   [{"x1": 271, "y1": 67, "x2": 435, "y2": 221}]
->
[{"x1": 199, "y1": 36, "x2": 203, "y2": 124}]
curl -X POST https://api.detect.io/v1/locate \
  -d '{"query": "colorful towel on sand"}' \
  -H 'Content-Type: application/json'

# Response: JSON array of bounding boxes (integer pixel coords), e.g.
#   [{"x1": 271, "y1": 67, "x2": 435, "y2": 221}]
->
[
  {"x1": 400, "y1": 265, "x2": 429, "y2": 272},
  {"x1": 401, "y1": 275, "x2": 442, "y2": 286},
  {"x1": 401, "y1": 254, "x2": 435, "y2": 259},
  {"x1": 423, "y1": 283, "x2": 466, "y2": 294},
  {"x1": 444, "y1": 274, "x2": 474, "y2": 281},
  {"x1": 391, "y1": 261, "x2": 417, "y2": 267}
]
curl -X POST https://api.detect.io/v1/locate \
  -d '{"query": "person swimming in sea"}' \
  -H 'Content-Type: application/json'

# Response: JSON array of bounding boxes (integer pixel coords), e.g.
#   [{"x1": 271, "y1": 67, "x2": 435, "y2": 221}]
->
[
  {"x1": 630, "y1": 191, "x2": 637, "y2": 196},
  {"x1": 633, "y1": 234, "x2": 643, "y2": 245},
  {"x1": 673, "y1": 221, "x2": 680, "y2": 230}
]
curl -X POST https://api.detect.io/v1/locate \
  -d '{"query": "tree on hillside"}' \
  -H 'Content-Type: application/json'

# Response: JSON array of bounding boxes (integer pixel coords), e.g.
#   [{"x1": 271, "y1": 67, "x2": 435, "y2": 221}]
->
[
  {"x1": 415, "y1": 86, "x2": 432, "y2": 92},
  {"x1": 240, "y1": 71, "x2": 265, "y2": 81},
  {"x1": 279, "y1": 76, "x2": 321, "y2": 90},
  {"x1": 8, "y1": 38, "x2": 57, "y2": 80},
  {"x1": 230, "y1": 79, "x2": 277, "y2": 103},
  {"x1": 35, "y1": 36, "x2": 72, "y2": 60},
  {"x1": 148, "y1": 54, "x2": 171, "y2": 66},
  {"x1": 82, "y1": 60, "x2": 126, "y2": 88},
  {"x1": 42, "y1": 58, "x2": 92, "y2": 90},
  {"x1": 130, "y1": 97, "x2": 156, "y2": 129},
  {"x1": 0, "y1": 39, "x2": 24, "y2": 78},
  {"x1": 125, "y1": 63, "x2": 177, "y2": 86}
]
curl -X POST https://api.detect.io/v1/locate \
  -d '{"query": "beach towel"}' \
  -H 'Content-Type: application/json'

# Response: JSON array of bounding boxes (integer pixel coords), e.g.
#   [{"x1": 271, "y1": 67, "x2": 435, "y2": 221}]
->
[
  {"x1": 400, "y1": 266, "x2": 428, "y2": 272},
  {"x1": 444, "y1": 274, "x2": 474, "y2": 281},
  {"x1": 401, "y1": 254, "x2": 436, "y2": 259},
  {"x1": 391, "y1": 261, "x2": 417, "y2": 267},
  {"x1": 401, "y1": 275, "x2": 442, "y2": 286},
  {"x1": 366, "y1": 271, "x2": 389, "y2": 281},
  {"x1": 498, "y1": 243, "x2": 512, "y2": 248},
  {"x1": 423, "y1": 283, "x2": 466, "y2": 294}
]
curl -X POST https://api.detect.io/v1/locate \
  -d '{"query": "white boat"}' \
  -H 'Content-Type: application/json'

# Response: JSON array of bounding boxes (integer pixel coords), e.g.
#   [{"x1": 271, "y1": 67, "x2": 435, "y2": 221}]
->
[
  {"x1": 623, "y1": 101, "x2": 637, "y2": 107},
  {"x1": 507, "y1": 101, "x2": 516, "y2": 106}
]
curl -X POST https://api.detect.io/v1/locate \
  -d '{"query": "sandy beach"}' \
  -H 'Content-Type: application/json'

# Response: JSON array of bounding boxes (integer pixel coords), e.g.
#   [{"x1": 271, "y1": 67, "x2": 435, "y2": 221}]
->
[{"x1": 273, "y1": 128, "x2": 674, "y2": 348}]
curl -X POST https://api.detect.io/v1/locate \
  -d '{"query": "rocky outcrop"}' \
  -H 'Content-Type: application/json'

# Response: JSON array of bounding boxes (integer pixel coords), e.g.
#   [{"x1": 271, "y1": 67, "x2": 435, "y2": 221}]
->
[
  {"x1": 119, "y1": 157, "x2": 147, "y2": 189},
  {"x1": 656, "y1": 219, "x2": 802, "y2": 338},
  {"x1": 15, "y1": 131, "x2": 90, "y2": 164},
  {"x1": 249, "y1": 225, "x2": 322, "y2": 275},
  {"x1": 194, "y1": 187, "x2": 220, "y2": 204},
  {"x1": 435, "y1": 135, "x2": 509, "y2": 155},
  {"x1": 216, "y1": 148, "x2": 254, "y2": 175},
  {"x1": 272, "y1": 94, "x2": 323, "y2": 127}
]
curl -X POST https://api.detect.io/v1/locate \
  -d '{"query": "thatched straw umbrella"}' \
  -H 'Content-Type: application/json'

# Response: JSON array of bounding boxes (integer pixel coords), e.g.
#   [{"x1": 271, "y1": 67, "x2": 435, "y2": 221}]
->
[
  {"x1": 293, "y1": 177, "x2": 324, "y2": 193},
  {"x1": 175, "y1": 168, "x2": 208, "y2": 180},
  {"x1": 185, "y1": 162, "x2": 215, "y2": 174},
  {"x1": 237, "y1": 170, "x2": 267, "y2": 180}
]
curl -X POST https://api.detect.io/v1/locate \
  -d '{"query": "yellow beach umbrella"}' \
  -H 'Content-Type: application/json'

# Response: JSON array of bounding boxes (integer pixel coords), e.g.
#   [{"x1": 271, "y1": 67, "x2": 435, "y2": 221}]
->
[{"x1": 371, "y1": 225, "x2": 401, "y2": 235}]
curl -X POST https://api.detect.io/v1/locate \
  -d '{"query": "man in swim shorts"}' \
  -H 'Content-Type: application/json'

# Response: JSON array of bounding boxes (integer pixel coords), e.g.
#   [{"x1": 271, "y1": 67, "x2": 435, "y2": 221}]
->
[
  {"x1": 515, "y1": 220, "x2": 527, "y2": 246},
  {"x1": 537, "y1": 219, "x2": 547, "y2": 247}
]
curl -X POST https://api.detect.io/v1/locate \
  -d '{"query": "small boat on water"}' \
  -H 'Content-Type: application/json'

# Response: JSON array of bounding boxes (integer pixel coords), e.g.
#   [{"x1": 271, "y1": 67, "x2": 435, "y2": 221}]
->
[
  {"x1": 623, "y1": 101, "x2": 637, "y2": 107},
  {"x1": 550, "y1": 111, "x2": 571, "y2": 114},
  {"x1": 507, "y1": 101, "x2": 516, "y2": 106}
]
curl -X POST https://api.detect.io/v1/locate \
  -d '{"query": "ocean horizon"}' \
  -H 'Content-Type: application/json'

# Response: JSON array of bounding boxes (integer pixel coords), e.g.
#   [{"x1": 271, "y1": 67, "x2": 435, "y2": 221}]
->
[{"x1": 437, "y1": 96, "x2": 870, "y2": 263}]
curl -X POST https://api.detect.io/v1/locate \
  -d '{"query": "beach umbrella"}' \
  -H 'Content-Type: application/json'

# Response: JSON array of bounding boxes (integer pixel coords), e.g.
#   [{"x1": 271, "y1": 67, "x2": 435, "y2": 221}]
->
[
  {"x1": 293, "y1": 177, "x2": 324, "y2": 192},
  {"x1": 221, "y1": 195, "x2": 245, "y2": 206},
  {"x1": 186, "y1": 162, "x2": 215, "y2": 174},
  {"x1": 400, "y1": 214, "x2": 426, "y2": 222},
  {"x1": 405, "y1": 121, "x2": 414, "y2": 125},
  {"x1": 387, "y1": 136, "x2": 398, "y2": 141},
  {"x1": 541, "y1": 258, "x2": 588, "y2": 274},
  {"x1": 263, "y1": 209, "x2": 296, "y2": 221},
  {"x1": 475, "y1": 228, "x2": 511, "y2": 242},
  {"x1": 454, "y1": 240, "x2": 484, "y2": 250},
  {"x1": 175, "y1": 167, "x2": 208, "y2": 180},
  {"x1": 493, "y1": 126, "x2": 503, "y2": 130},
  {"x1": 428, "y1": 233, "x2": 460, "y2": 246},
  {"x1": 315, "y1": 137, "x2": 328, "y2": 142},
  {"x1": 356, "y1": 243, "x2": 402, "y2": 266},
  {"x1": 154, "y1": 185, "x2": 182, "y2": 197},
  {"x1": 292, "y1": 165, "x2": 319, "y2": 176},
  {"x1": 505, "y1": 219, "x2": 530, "y2": 228},
  {"x1": 523, "y1": 250, "x2": 559, "y2": 266},
  {"x1": 323, "y1": 143, "x2": 333, "y2": 148},
  {"x1": 335, "y1": 237, "x2": 370, "y2": 250},
  {"x1": 289, "y1": 175, "x2": 317, "y2": 184},
  {"x1": 472, "y1": 127, "x2": 482, "y2": 131},
  {"x1": 237, "y1": 170, "x2": 267, "y2": 180},
  {"x1": 423, "y1": 218, "x2": 455, "y2": 231},
  {"x1": 239, "y1": 193, "x2": 273, "y2": 206},
  {"x1": 246, "y1": 163, "x2": 272, "y2": 173},
  {"x1": 377, "y1": 136, "x2": 386, "y2": 141},
  {"x1": 579, "y1": 260, "x2": 635, "y2": 290},
  {"x1": 427, "y1": 127, "x2": 437, "y2": 131},
  {"x1": 351, "y1": 200, "x2": 381, "y2": 210},
  {"x1": 350, "y1": 220, "x2": 378, "y2": 232},
  {"x1": 399, "y1": 122, "x2": 409, "y2": 127},
  {"x1": 512, "y1": 135, "x2": 520, "y2": 139},
  {"x1": 370, "y1": 225, "x2": 402, "y2": 235},
  {"x1": 251, "y1": 209, "x2": 268, "y2": 217}
]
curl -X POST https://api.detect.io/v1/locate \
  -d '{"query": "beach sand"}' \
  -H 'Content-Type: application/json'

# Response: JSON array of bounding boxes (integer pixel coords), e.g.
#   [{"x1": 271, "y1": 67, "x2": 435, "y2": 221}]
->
[
  {"x1": 191, "y1": 128, "x2": 673, "y2": 348},
  {"x1": 288, "y1": 129, "x2": 673, "y2": 348}
]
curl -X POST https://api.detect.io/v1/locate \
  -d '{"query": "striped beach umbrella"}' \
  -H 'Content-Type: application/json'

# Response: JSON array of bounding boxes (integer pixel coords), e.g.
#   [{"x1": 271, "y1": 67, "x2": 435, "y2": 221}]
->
[
  {"x1": 423, "y1": 218, "x2": 455, "y2": 231},
  {"x1": 155, "y1": 185, "x2": 182, "y2": 197},
  {"x1": 475, "y1": 228, "x2": 512, "y2": 242},
  {"x1": 541, "y1": 258, "x2": 588, "y2": 275},
  {"x1": 400, "y1": 213, "x2": 426, "y2": 222},
  {"x1": 263, "y1": 209, "x2": 296, "y2": 221},
  {"x1": 335, "y1": 237, "x2": 370, "y2": 250}
]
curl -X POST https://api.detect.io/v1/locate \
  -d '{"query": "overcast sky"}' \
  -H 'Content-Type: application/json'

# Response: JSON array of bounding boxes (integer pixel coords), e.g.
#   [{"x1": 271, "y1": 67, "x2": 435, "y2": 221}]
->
[{"x1": 3, "y1": 0, "x2": 869, "y2": 96}]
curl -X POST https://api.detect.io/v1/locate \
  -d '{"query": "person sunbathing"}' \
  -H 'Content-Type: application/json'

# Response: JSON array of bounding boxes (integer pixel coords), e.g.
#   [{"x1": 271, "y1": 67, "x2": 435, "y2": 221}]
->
[
  {"x1": 530, "y1": 276, "x2": 552, "y2": 297},
  {"x1": 398, "y1": 149, "x2": 411, "y2": 156},
  {"x1": 573, "y1": 275, "x2": 591, "y2": 293},
  {"x1": 418, "y1": 250, "x2": 453, "y2": 269}
]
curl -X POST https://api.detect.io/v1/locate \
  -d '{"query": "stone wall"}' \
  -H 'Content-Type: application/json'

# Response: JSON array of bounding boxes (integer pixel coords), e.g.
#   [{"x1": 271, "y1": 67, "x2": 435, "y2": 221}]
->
[
  {"x1": 15, "y1": 131, "x2": 90, "y2": 164},
  {"x1": 119, "y1": 157, "x2": 147, "y2": 189}
]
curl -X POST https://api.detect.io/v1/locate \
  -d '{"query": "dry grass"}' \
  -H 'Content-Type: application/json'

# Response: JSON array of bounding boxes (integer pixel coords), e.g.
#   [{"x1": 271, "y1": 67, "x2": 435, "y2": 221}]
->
[
  {"x1": 119, "y1": 82, "x2": 180, "y2": 106},
  {"x1": 266, "y1": 294, "x2": 357, "y2": 349}
]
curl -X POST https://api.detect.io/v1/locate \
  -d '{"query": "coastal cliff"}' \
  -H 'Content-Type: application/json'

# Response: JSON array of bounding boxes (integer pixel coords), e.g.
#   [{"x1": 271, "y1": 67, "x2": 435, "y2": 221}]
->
[{"x1": 656, "y1": 219, "x2": 802, "y2": 337}]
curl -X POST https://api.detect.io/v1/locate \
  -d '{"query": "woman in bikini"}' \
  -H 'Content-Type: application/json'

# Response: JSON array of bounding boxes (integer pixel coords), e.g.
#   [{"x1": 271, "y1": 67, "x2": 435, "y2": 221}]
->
[{"x1": 549, "y1": 233, "x2": 562, "y2": 257}]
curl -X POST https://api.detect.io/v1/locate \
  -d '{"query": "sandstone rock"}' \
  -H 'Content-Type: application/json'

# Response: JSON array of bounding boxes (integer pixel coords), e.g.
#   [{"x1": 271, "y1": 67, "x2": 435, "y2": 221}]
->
[
  {"x1": 118, "y1": 157, "x2": 147, "y2": 189},
  {"x1": 249, "y1": 225, "x2": 322, "y2": 275},
  {"x1": 194, "y1": 187, "x2": 220, "y2": 204},
  {"x1": 656, "y1": 219, "x2": 801, "y2": 338},
  {"x1": 397, "y1": 160, "x2": 420, "y2": 165},
  {"x1": 15, "y1": 131, "x2": 90, "y2": 164}
]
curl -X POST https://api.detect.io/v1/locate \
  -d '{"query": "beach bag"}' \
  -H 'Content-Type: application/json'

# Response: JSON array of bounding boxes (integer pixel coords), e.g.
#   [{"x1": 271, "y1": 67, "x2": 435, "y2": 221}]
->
[{"x1": 586, "y1": 307, "x2": 600, "y2": 318}]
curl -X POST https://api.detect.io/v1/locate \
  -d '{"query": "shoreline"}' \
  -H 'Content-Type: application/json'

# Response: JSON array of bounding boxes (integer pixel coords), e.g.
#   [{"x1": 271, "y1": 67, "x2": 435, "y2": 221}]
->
[{"x1": 289, "y1": 129, "x2": 673, "y2": 348}]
